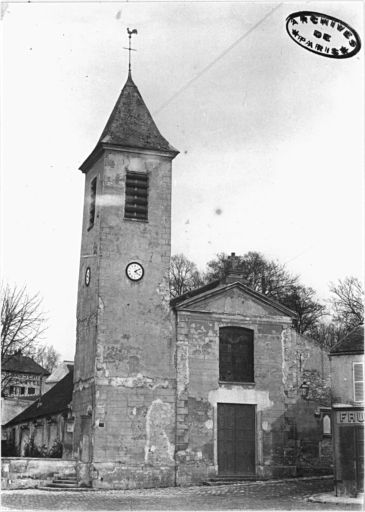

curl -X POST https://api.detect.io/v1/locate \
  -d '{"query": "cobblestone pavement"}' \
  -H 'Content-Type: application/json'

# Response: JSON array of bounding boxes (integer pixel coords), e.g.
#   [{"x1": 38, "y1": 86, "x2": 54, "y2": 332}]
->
[{"x1": 2, "y1": 477, "x2": 362, "y2": 511}]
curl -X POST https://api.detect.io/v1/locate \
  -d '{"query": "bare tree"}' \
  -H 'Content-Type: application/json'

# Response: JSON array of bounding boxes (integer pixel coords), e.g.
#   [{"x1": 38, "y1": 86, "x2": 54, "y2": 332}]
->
[
  {"x1": 204, "y1": 252, "x2": 326, "y2": 334},
  {"x1": 33, "y1": 344, "x2": 60, "y2": 374},
  {"x1": 204, "y1": 251, "x2": 299, "y2": 300},
  {"x1": 280, "y1": 285, "x2": 327, "y2": 335},
  {"x1": 309, "y1": 321, "x2": 347, "y2": 351},
  {"x1": 203, "y1": 252, "x2": 232, "y2": 282},
  {"x1": 1, "y1": 284, "x2": 47, "y2": 387},
  {"x1": 170, "y1": 254, "x2": 204, "y2": 298},
  {"x1": 329, "y1": 276, "x2": 364, "y2": 330}
]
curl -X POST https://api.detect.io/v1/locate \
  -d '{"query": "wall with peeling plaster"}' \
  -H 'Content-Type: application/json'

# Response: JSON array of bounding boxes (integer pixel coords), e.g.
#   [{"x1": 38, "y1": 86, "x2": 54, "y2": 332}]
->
[
  {"x1": 272, "y1": 328, "x2": 332, "y2": 475},
  {"x1": 174, "y1": 287, "x2": 294, "y2": 484},
  {"x1": 173, "y1": 287, "x2": 332, "y2": 485},
  {"x1": 72, "y1": 148, "x2": 176, "y2": 488},
  {"x1": 72, "y1": 157, "x2": 103, "y2": 468}
]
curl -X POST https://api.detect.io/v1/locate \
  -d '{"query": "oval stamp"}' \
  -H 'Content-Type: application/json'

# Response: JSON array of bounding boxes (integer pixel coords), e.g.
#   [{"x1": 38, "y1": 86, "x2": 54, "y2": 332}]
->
[{"x1": 286, "y1": 11, "x2": 361, "y2": 59}]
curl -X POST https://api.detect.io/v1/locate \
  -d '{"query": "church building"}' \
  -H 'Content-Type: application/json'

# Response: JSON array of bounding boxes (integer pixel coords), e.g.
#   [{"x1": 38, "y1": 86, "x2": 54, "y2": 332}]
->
[{"x1": 71, "y1": 44, "x2": 332, "y2": 489}]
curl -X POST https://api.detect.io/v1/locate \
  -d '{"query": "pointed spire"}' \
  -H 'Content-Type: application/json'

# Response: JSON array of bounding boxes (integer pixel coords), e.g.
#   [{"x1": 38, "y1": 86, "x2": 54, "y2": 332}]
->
[
  {"x1": 97, "y1": 73, "x2": 178, "y2": 154},
  {"x1": 79, "y1": 32, "x2": 178, "y2": 172}
]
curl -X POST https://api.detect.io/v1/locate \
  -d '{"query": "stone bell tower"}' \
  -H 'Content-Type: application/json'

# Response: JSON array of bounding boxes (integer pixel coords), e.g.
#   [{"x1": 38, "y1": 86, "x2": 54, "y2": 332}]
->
[{"x1": 72, "y1": 34, "x2": 179, "y2": 488}]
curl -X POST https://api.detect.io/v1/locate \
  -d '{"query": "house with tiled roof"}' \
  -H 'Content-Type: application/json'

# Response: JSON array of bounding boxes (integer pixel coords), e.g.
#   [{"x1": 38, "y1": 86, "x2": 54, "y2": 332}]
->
[
  {"x1": 329, "y1": 325, "x2": 364, "y2": 497},
  {"x1": 1, "y1": 351, "x2": 50, "y2": 426},
  {"x1": 3, "y1": 368, "x2": 74, "y2": 458}
]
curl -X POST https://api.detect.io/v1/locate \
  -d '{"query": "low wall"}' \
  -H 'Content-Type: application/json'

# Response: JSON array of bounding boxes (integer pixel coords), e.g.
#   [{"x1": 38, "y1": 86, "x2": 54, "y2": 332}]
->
[
  {"x1": 89, "y1": 462, "x2": 175, "y2": 489},
  {"x1": 1, "y1": 457, "x2": 76, "y2": 489}
]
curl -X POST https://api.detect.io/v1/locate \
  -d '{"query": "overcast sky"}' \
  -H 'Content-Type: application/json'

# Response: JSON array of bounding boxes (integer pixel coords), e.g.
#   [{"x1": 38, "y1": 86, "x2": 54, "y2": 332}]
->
[{"x1": 1, "y1": 1, "x2": 363, "y2": 361}]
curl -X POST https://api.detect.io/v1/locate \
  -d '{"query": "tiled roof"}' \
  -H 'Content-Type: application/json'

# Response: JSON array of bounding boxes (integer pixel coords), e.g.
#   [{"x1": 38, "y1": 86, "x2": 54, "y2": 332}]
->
[
  {"x1": 170, "y1": 280, "x2": 221, "y2": 307},
  {"x1": 98, "y1": 73, "x2": 178, "y2": 153},
  {"x1": 2, "y1": 353, "x2": 50, "y2": 376},
  {"x1": 4, "y1": 369, "x2": 73, "y2": 427},
  {"x1": 80, "y1": 73, "x2": 178, "y2": 172},
  {"x1": 330, "y1": 325, "x2": 364, "y2": 356}
]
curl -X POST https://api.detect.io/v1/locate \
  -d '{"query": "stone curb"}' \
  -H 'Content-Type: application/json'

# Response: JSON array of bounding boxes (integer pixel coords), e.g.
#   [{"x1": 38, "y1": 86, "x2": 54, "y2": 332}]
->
[
  {"x1": 202, "y1": 475, "x2": 333, "y2": 488},
  {"x1": 307, "y1": 492, "x2": 363, "y2": 505},
  {"x1": 3, "y1": 475, "x2": 333, "y2": 493}
]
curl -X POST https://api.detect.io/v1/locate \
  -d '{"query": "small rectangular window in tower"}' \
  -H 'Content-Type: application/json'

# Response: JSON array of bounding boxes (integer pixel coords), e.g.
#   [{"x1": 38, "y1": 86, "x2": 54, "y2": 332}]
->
[
  {"x1": 88, "y1": 177, "x2": 97, "y2": 229},
  {"x1": 353, "y1": 362, "x2": 364, "y2": 402},
  {"x1": 124, "y1": 172, "x2": 148, "y2": 221}
]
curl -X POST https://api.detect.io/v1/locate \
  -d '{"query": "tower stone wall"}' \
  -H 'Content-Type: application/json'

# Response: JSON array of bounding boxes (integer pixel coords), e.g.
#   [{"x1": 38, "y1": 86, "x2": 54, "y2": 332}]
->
[{"x1": 72, "y1": 71, "x2": 179, "y2": 487}]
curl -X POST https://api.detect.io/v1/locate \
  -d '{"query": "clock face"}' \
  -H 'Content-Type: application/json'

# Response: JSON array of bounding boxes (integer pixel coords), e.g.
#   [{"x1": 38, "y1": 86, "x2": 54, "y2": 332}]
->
[
  {"x1": 126, "y1": 262, "x2": 144, "y2": 281},
  {"x1": 85, "y1": 267, "x2": 91, "y2": 286}
]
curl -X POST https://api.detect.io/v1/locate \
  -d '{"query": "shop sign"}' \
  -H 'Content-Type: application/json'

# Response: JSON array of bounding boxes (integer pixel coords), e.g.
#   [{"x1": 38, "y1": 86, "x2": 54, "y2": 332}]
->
[
  {"x1": 286, "y1": 11, "x2": 361, "y2": 59},
  {"x1": 337, "y1": 410, "x2": 364, "y2": 424}
]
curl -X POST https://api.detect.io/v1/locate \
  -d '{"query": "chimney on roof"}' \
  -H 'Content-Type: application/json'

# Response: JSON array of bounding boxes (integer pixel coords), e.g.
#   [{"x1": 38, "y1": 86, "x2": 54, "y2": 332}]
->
[{"x1": 224, "y1": 252, "x2": 247, "y2": 285}]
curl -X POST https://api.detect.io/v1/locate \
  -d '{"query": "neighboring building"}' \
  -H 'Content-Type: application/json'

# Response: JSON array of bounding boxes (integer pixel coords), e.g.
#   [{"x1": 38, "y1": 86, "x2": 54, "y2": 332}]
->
[
  {"x1": 330, "y1": 325, "x2": 364, "y2": 497},
  {"x1": 3, "y1": 369, "x2": 74, "y2": 458},
  {"x1": 70, "y1": 62, "x2": 332, "y2": 488},
  {"x1": 1, "y1": 351, "x2": 50, "y2": 426},
  {"x1": 44, "y1": 361, "x2": 74, "y2": 393}
]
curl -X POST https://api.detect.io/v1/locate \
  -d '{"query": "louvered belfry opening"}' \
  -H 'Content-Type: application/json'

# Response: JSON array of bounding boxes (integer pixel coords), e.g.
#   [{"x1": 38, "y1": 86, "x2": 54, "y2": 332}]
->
[{"x1": 124, "y1": 171, "x2": 148, "y2": 221}]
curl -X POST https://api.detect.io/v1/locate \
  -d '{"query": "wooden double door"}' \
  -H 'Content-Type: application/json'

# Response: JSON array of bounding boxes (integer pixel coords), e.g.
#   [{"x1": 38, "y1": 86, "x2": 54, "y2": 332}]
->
[{"x1": 218, "y1": 403, "x2": 256, "y2": 476}]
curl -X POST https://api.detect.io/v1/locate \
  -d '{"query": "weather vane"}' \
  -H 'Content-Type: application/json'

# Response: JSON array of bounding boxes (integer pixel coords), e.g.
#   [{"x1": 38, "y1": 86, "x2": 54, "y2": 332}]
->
[{"x1": 124, "y1": 28, "x2": 138, "y2": 75}]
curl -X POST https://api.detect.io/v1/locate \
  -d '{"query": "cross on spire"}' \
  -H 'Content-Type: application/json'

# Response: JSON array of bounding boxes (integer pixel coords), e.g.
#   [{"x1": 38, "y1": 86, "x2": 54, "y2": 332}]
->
[{"x1": 124, "y1": 28, "x2": 137, "y2": 76}]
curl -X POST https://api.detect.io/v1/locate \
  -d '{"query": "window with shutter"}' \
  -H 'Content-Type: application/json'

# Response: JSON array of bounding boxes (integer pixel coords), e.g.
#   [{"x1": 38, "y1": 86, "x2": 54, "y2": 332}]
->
[
  {"x1": 219, "y1": 327, "x2": 254, "y2": 383},
  {"x1": 353, "y1": 362, "x2": 364, "y2": 402},
  {"x1": 124, "y1": 172, "x2": 148, "y2": 221}
]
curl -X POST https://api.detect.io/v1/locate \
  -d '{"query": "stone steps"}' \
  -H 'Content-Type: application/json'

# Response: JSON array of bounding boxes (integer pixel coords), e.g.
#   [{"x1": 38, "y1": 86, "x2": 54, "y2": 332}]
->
[{"x1": 38, "y1": 472, "x2": 92, "y2": 491}]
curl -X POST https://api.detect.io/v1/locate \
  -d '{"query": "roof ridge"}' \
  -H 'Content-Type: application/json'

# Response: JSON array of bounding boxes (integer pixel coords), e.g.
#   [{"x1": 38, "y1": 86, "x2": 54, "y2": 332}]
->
[
  {"x1": 2, "y1": 353, "x2": 50, "y2": 375},
  {"x1": 330, "y1": 324, "x2": 364, "y2": 355}
]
